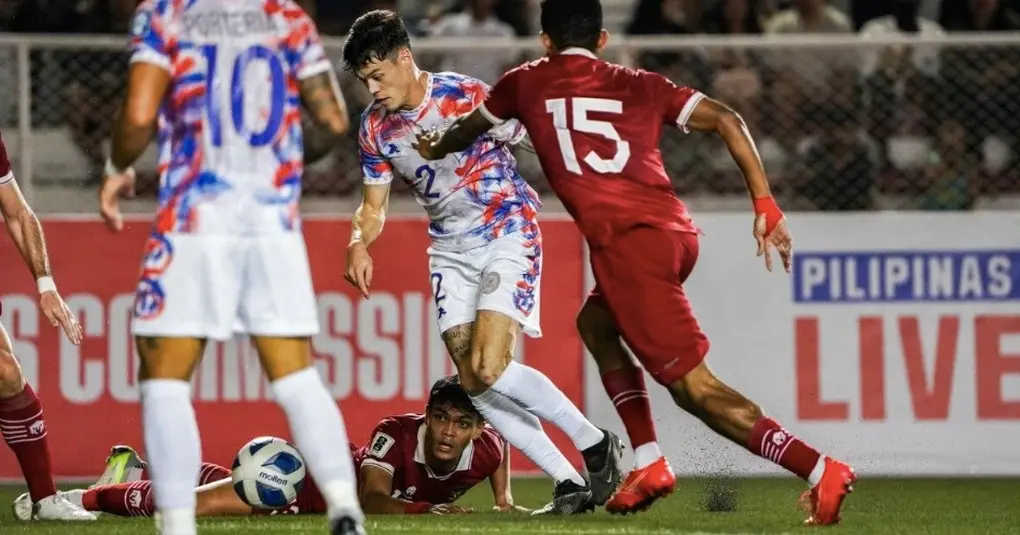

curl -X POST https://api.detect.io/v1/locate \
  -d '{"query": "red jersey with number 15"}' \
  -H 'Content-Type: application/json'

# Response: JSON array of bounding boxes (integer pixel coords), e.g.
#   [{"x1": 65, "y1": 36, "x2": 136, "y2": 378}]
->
[{"x1": 480, "y1": 47, "x2": 702, "y2": 248}]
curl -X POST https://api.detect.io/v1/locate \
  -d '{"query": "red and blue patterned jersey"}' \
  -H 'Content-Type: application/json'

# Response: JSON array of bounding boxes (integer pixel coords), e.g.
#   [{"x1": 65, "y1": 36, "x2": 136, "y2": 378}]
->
[
  {"x1": 358, "y1": 72, "x2": 540, "y2": 251},
  {"x1": 130, "y1": 0, "x2": 331, "y2": 235}
]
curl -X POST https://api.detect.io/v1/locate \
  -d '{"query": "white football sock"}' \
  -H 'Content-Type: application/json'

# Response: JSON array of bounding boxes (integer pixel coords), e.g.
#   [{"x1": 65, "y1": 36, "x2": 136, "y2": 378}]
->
[
  {"x1": 271, "y1": 367, "x2": 362, "y2": 521},
  {"x1": 140, "y1": 380, "x2": 199, "y2": 535},
  {"x1": 470, "y1": 388, "x2": 586, "y2": 487},
  {"x1": 633, "y1": 442, "x2": 665, "y2": 470},
  {"x1": 489, "y1": 361, "x2": 606, "y2": 451}
]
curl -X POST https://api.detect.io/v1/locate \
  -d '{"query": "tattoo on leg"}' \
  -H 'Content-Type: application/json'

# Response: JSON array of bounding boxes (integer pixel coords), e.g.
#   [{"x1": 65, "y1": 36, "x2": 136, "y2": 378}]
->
[{"x1": 442, "y1": 326, "x2": 473, "y2": 362}]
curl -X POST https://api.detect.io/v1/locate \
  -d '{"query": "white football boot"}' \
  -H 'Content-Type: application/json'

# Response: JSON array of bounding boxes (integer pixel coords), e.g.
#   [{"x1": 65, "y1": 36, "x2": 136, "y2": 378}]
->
[
  {"x1": 13, "y1": 444, "x2": 145, "y2": 521},
  {"x1": 12, "y1": 492, "x2": 96, "y2": 521}
]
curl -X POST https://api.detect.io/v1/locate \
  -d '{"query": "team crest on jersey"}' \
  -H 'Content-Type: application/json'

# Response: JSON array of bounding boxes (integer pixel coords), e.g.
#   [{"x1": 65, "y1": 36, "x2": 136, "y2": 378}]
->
[
  {"x1": 481, "y1": 272, "x2": 501, "y2": 295},
  {"x1": 131, "y1": 9, "x2": 152, "y2": 38},
  {"x1": 369, "y1": 432, "x2": 396, "y2": 459}
]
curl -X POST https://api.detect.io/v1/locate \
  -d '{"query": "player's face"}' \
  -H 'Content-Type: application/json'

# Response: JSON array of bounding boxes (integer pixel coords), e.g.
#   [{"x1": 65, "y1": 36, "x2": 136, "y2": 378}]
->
[
  {"x1": 424, "y1": 404, "x2": 482, "y2": 463},
  {"x1": 355, "y1": 49, "x2": 416, "y2": 112}
]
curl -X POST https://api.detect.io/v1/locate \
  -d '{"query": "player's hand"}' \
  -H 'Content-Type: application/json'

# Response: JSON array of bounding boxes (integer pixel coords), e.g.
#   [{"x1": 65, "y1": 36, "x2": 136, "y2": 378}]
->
[
  {"x1": 99, "y1": 167, "x2": 137, "y2": 232},
  {"x1": 345, "y1": 242, "x2": 374, "y2": 299},
  {"x1": 493, "y1": 503, "x2": 530, "y2": 513},
  {"x1": 428, "y1": 504, "x2": 473, "y2": 515},
  {"x1": 753, "y1": 213, "x2": 793, "y2": 274},
  {"x1": 39, "y1": 291, "x2": 83, "y2": 345},
  {"x1": 412, "y1": 129, "x2": 442, "y2": 160}
]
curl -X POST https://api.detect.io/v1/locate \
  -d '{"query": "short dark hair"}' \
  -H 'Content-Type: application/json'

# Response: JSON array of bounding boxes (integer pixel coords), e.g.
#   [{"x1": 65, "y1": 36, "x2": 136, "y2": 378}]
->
[
  {"x1": 341, "y1": 10, "x2": 411, "y2": 72},
  {"x1": 540, "y1": 0, "x2": 603, "y2": 52},
  {"x1": 427, "y1": 376, "x2": 481, "y2": 421}
]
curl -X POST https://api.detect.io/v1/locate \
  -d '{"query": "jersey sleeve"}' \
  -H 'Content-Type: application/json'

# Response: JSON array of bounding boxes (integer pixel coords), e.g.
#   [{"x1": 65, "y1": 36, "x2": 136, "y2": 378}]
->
[
  {"x1": 643, "y1": 71, "x2": 705, "y2": 134},
  {"x1": 360, "y1": 418, "x2": 404, "y2": 476},
  {"x1": 478, "y1": 68, "x2": 522, "y2": 126},
  {"x1": 284, "y1": 5, "x2": 332, "y2": 80},
  {"x1": 358, "y1": 111, "x2": 395, "y2": 185},
  {"x1": 470, "y1": 79, "x2": 526, "y2": 144},
  {"x1": 475, "y1": 426, "x2": 507, "y2": 477},
  {"x1": 0, "y1": 131, "x2": 12, "y2": 184},
  {"x1": 129, "y1": 1, "x2": 172, "y2": 71}
]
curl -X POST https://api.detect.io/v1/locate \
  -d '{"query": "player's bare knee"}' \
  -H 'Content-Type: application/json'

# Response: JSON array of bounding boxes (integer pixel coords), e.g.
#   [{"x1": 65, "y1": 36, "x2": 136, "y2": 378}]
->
[
  {"x1": 0, "y1": 349, "x2": 25, "y2": 396},
  {"x1": 136, "y1": 336, "x2": 205, "y2": 381}
]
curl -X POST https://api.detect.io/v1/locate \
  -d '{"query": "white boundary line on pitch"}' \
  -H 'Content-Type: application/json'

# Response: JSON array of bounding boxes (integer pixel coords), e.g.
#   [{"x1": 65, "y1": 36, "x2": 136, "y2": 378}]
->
[
  {"x1": 372, "y1": 528, "x2": 794, "y2": 535},
  {"x1": 217, "y1": 525, "x2": 796, "y2": 535}
]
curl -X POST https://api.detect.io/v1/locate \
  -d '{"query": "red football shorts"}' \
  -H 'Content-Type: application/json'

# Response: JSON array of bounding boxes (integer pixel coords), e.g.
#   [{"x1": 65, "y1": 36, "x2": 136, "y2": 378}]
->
[{"x1": 587, "y1": 226, "x2": 709, "y2": 386}]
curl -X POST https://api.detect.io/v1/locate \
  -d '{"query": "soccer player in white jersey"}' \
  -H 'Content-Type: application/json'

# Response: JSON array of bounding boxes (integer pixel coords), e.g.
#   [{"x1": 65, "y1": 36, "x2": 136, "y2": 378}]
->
[
  {"x1": 96, "y1": 1, "x2": 364, "y2": 534},
  {"x1": 340, "y1": 10, "x2": 623, "y2": 516}
]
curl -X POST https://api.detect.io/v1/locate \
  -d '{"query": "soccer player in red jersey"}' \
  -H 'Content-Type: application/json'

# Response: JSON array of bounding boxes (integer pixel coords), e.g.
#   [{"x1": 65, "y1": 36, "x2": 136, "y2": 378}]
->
[
  {"x1": 415, "y1": 0, "x2": 856, "y2": 525},
  {"x1": 0, "y1": 132, "x2": 92, "y2": 521},
  {"x1": 59, "y1": 377, "x2": 526, "y2": 518}
]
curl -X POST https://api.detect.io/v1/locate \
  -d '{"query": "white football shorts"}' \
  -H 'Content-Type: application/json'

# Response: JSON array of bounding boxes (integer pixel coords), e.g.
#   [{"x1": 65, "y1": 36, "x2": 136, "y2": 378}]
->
[
  {"x1": 427, "y1": 227, "x2": 543, "y2": 338},
  {"x1": 131, "y1": 232, "x2": 319, "y2": 340}
]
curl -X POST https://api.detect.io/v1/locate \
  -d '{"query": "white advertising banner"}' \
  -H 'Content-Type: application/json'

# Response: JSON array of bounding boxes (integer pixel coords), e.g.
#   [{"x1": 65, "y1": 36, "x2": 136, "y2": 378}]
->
[{"x1": 583, "y1": 212, "x2": 1020, "y2": 476}]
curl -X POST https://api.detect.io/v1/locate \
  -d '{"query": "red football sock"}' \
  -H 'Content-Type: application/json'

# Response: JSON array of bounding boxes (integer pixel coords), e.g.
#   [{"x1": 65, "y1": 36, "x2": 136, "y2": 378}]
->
[
  {"x1": 198, "y1": 462, "x2": 231, "y2": 485},
  {"x1": 601, "y1": 368, "x2": 657, "y2": 448},
  {"x1": 748, "y1": 417, "x2": 822, "y2": 481},
  {"x1": 82, "y1": 481, "x2": 155, "y2": 517},
  {"x1": 0, "y1": 384, "x2": 58, "y2": 501},
  {"x1": 141, "y1": 462, "x2": 227, "y2": 485}
]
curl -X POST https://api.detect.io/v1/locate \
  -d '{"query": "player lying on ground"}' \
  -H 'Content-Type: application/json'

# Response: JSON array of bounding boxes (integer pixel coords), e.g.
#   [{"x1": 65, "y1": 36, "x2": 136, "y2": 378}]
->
[
  {"x1": 28, "y1": 377, "x2": 526, "y2": 518},
  {"x1": 97, "y1": 1, "x2": 363, "y2": 534},
  {"x1": 340, "y1": 9, "x2": 622, "y2": 516},
  {"x1": 0, "y1": 132, "x2": 93, "y2": 521},
  {"x1": 416, "y1": 0, "x2": 856, "y2": 525}
]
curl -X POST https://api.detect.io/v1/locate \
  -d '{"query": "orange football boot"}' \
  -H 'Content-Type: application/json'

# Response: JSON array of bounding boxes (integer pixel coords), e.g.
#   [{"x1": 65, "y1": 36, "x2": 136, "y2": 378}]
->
[
  {"x1": 801, "y1": 457, "x2": 857, "y2": 525},
  {"x1": 605, "y1": 457, "x2": 676, "y2": 515}
]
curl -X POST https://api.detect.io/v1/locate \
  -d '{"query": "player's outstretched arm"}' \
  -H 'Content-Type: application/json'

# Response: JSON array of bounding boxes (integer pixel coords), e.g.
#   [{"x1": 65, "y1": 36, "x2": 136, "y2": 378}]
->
[
  {"x1": 490, "y1": 440, "x2": 527, "y2": 513},
  {"x1": 359, "y1": 465, "x2": 432, "y2": 515},
  {"x1": 100, "y1": 63, "x2": 170, "y2": 231},
  {"x1": 686, "y1": 97, "x2": 792, "y2": 273},
  {"x1": 299, "y1": 71, "x2": 350, "y2": 164},
  {"x1": 0, "y1": 177, "x2": 52, "y2": 287},
  {"x1": 193, "y1": 478, "x2": 256, "y2": 517},
  {"x1": 415, "y1": 110, "x2": 496, "y2": 161},
  {"x1": 0, "y1": 142, "x2": 83, "y2": 344},
  {"x1": 345, "y1": 184, "x2": 391, "y2": 298},
  {"x1": 109, "y1": 63, "x2": 170, "y2": 174}
]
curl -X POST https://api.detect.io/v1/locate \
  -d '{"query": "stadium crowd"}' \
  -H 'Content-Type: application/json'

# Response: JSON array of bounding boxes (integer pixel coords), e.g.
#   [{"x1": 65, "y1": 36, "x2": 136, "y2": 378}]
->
[{"x1": 0, "y1": 0, "x2": 1018, "y2": 210}]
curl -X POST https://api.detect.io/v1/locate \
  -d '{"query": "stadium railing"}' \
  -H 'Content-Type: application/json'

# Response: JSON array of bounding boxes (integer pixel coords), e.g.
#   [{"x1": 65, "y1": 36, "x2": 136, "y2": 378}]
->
[{"x1": 0, "y1": 32, "x2": 1018, "y2": 213}]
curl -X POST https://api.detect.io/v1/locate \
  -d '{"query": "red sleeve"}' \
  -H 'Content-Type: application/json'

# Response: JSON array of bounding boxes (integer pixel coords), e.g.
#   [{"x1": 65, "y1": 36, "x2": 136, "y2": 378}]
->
[
  {"x1": 360, "y1": 418, "x2": 405, "y2": 476},
  {"x1": 643, "y1": 71, "x2": 705, "y2": 133},
  {"x1": 0, "y1": 131, "x2": 12, "y2": 184},
  {"x1": 478, "y1": 67, "x2": 522, "y2": 125},
  {"x1": 476, "y1": 426, "x2": 506, "y2": 476}
]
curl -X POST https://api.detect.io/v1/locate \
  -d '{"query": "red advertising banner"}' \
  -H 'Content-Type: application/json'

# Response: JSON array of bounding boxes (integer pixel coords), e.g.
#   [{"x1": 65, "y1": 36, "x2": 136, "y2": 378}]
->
[{"x1": 0, "y1": 217, "x2": 587, "y2": 479}]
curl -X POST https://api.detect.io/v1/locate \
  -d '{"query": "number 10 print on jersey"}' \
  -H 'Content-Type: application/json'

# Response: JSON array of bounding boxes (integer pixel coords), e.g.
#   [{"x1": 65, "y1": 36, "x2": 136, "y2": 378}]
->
[{"x1": 200, "y1": 45, "x2": 286, "y2": 148}]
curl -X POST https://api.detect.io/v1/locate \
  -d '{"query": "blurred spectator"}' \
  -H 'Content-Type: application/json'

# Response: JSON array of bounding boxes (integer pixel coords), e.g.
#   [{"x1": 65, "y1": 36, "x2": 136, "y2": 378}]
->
[
  {"x1": 8, "y1": 0, "x2": 78, "y2": 32},
  {"x1": 921, "y1": 119, "x2": 974, "y2": 210},
  {"x1": 794, "y1": 106, "x2": 874, "y2": 210},
  {"x1": 436, "y1": 0, "x2": 531, "y2": 35},
  {"x1": 764, "y1": 0, "x2": 855, "y2": 147},
  {"x1": 940, "y1": 0, "x2": 1020, "y2": 173},
  {"x1": 61, "y1": 0, "x2": 132, "y2": 184},
  {"x1": 701, "y1": 0, "x2": 767, "y2": 131},
  {"x1": 859, "y1": 0, "x2": 943, "y2": 169},
  {"x1": 429, "y1": 0, "x2": 516, "y2": 85},
  {"x1": 627, "y1": 0, "x2": 692, "y2": 74}
]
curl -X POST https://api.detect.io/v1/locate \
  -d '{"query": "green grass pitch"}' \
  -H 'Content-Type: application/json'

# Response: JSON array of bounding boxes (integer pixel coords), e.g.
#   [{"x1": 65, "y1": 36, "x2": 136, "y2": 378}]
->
[{"x1": 1, "y1": 477, "x2": 1017, "y2": 534}]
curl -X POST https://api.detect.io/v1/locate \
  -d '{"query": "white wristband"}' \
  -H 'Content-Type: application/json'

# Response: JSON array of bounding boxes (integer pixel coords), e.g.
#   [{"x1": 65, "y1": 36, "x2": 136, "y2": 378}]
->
[
  {"x1": 104, "y1": 158, "x2": 127, "y2": 176},
  {"x1": 37, "y1": 276, "x2": 57, "y2": 294}
]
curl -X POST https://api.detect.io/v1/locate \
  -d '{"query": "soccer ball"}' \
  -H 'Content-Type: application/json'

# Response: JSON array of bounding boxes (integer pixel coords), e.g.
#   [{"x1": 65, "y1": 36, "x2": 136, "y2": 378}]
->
[{"x1": 231, "y1": 436, "x2": 306, "y2": 509}]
